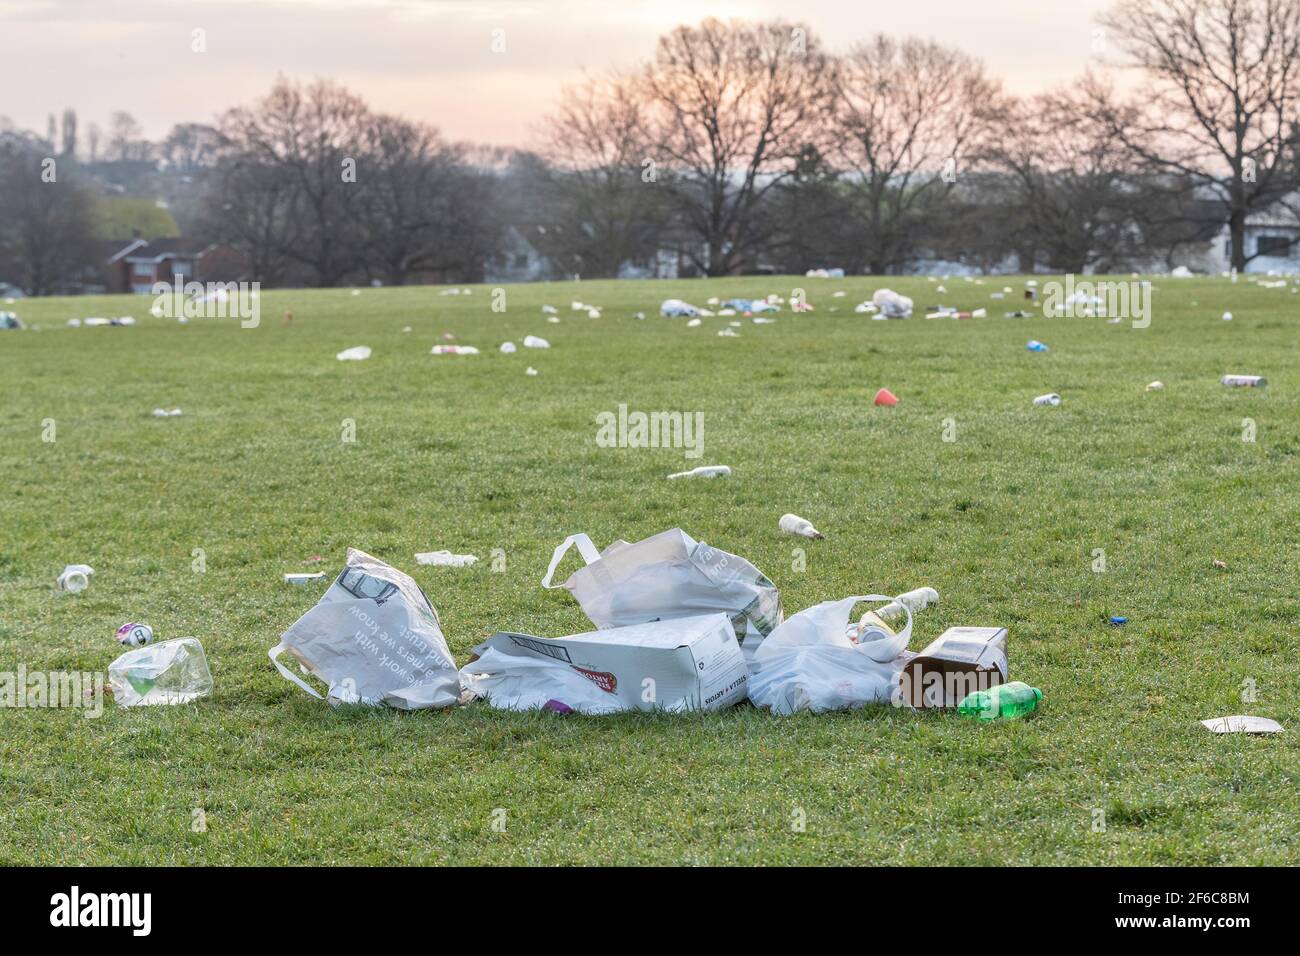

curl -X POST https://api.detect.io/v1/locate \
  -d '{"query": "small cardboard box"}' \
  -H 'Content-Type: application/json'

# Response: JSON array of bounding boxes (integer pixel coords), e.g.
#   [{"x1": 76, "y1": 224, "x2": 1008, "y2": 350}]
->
[
  {"x1": 471, "y1": 613, "x2": 750, "y2": 712},
  {"x1": 898, "y1": 626, "x2": 1008, "y2": 709}
]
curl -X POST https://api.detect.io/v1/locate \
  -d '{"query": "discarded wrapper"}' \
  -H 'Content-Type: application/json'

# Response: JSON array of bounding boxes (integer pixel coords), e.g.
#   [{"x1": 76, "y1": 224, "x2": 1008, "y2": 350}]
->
[
  {"x1": 1201, "y1": 715, "x2": 1284, "y2": 735},
  {"x1": 415, "y1": 551, "x2": 478, "y2": 567},
  {"x1": 1221, "y1": 374, "x2": 1266, "y2": 387},
  {"x1": 1033, "y1": 393, "x2": 1062, "y2": 407},
  {"x1": 667, "y1": 465, "x2": 731, "y2": 479},
  {"x1": 336, "y1": 346, "x2": 371, "y2": 361},
  {"x1": 897, "y1": 626, "x2": 1008, "y2": 709},
  {"x1": 285, "y1": 572, "x2": 326, "y2": 585}
]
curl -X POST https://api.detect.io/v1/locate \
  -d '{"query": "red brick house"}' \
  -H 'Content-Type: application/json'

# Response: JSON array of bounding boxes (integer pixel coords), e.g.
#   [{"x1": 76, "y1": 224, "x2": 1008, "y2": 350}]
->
[{"x1": 103, "y1": 238, "x2": 246, "y2": 294}]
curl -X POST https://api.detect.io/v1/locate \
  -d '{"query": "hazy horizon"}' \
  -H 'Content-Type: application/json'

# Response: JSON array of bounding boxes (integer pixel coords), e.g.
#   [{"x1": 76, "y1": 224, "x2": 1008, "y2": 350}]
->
[{"x1": 3, "y1": 0, "x2": 1116, "y2": 148}]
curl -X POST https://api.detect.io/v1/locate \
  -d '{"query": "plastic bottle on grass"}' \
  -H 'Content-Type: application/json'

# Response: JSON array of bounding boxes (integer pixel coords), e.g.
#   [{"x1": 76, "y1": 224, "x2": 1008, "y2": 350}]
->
[{"x1": 958, "y1": 681, "x2": 1042, "y2": 721}]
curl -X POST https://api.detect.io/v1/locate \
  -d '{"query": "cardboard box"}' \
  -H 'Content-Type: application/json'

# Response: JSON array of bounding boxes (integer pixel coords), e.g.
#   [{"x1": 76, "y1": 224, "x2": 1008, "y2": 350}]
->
[
  {"x1": 470, "y1": 613, "x2": 750, "y2": 713},
  {"x1": 898, "y1": 626, "x2": 1008, "y2": 709}
]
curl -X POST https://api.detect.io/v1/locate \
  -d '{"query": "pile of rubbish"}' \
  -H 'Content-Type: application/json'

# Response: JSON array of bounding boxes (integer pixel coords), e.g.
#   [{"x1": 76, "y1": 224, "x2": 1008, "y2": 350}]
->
[
  {"x1": 250, "y1": 534, "x2": 1037, "y2": 720},
  {"x1": 0, "y1": 311, "x2": 23, "y2": 330}
]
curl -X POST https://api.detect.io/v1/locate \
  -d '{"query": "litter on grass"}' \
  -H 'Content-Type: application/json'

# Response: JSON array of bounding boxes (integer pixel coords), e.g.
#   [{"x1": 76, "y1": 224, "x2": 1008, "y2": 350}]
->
[
  {"x1": 1222, "y1": 374, "x2": 1265, "y2": 387},
  {"x1": 115, "y1": 622, "x2": 154, "y2": 647},
  {"x1": 1033, "y1": 393, "x2": 1062, "y2": 407},
  {"x1": 109, "y1": 637, "x2": 212, "y2": 707},
  {"x1": 284, "y1": 572, "x2": 326, "y2": 585},
  {"x1": 415, "y1": 551, "x2": 478, "y2": 567},
  {"x1": 1201, "y1": 716, "x2": 1284, "y2": 735},
  {"x1": 660, "y1": 299, "x2": 699, "y2": 317},
  {"x1": 431, "y1": 345, "x2": 479, "y2": 355},
  {"x1": 541, "y1": 528, "x2": 782, "y2": 663},
  {"x1": 57, "y1": 564, "x2": 94, "y2": 592},
  {"x1": 667, "y1": 465, "x2": 731, "y2": 479},
  {"x1": 523, "y1": 335, "x2": 549, "y2": 349},
  {"x1": 336, "y1": 346, "x2": 371, "y2": 361},
  {"x1": 872, "y1": 289, "x2": 913, "y2": 318},
  {"x1": 151, "y1": 408, "x2": 182, "y2": 417},
  {"x1": 747, "y1": 595, "x2": 913, "y2": 715},
  {"x1": 874, "y1": 387, "x2": 899, "y2": 406},
  {"x1": 270, "y1": 548, "x2": 459, "y2": 709},
  {"x1": 461, "y1": 613, "x2": 749, "y2": 715},
  {"x1": 779, "y1": 513, "x2": 823, "y2": 539}
]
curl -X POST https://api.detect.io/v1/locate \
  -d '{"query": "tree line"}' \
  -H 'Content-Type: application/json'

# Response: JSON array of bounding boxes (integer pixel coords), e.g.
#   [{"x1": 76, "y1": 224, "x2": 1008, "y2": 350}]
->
[{"x1": 2, "y1": 0, "x2": 1298, "y2": 295}]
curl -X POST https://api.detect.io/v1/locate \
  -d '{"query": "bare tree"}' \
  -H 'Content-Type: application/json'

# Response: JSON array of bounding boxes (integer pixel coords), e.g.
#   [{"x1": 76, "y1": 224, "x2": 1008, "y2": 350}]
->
[
  {"x1": 640, "y1": 18, "x2": 831, "y2": 276},
  {"x1": 833, "y1": 35, "x2": 1003, "y2": 274},
  {"x1": 353, "y1": 115, "x2": 487, "y2": 284},
  {"x1": 60, "y1": 109, "x2": 77, "y2": 159},
  {"x1": 535, "y1": 72, "x2": 666, "y2": 277},
  {"x1": 989, "y1": 79, "x2": 1144, "y2": 272},
  {"x1": 0, "y1": 134, "x2": 96, "y2": 294},
  {"x1": 160, "y1": 123, "x2": 224, "y2": 173},
  {"x1": 108, "y1": 111, "x2": 148, "y2": 161},
  {"x1": 1096, "y1": 0, "x2": 1300, "y2": 269},
  {"x1": 217, "y1": 78, "x2": 370, "y2": 286},
  {"x1": 86, "y1": 122, "x2": 101, "y2": 163}
]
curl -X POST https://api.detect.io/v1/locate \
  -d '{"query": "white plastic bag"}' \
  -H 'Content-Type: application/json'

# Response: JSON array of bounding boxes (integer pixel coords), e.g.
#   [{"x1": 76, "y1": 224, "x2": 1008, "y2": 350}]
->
[
  {"x1": 872, "y1": 289, "x2": 913, "y2": 318},
  {"x1": 269, "y1": 548, "x2": 460, "y2": 709},
  {"x1": 541, "y1": 529, "x2": 782, "y2": 662},
  {"x1": 747, "y1": 595, "x2": 912, "y2": 715}
]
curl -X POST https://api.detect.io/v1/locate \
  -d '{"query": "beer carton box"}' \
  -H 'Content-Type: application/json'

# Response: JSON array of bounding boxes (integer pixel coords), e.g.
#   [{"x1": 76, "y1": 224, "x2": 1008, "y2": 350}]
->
[{"x1": 470, "y1": 613, "x2": 750, "y2": 713}]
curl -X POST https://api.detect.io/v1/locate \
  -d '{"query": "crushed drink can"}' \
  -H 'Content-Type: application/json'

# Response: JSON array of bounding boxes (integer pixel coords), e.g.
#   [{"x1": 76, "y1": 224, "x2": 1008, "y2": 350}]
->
[
  {"x1": 116, "y1": 622, "x2": 155, "y2": 647},
  {"x1": 1221, "y1": 374, "x2": 1266, "y2": 387}
]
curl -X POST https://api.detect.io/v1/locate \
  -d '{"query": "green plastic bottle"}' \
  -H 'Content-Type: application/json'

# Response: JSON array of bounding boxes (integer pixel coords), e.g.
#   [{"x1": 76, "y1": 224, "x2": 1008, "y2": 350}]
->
[{"x1": 958, "y1": 681, "x2": 1042, "y2": 721}]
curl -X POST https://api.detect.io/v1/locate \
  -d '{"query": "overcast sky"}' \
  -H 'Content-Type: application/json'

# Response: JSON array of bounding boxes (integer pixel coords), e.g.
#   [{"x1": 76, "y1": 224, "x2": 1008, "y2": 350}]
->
[{"x1": 1, "y1": 0, "x2": 1116, "y2": 147}]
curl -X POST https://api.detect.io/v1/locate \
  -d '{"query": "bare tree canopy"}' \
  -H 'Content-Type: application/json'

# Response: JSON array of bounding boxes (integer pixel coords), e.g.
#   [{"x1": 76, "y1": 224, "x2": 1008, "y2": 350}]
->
[
  {"x1": 641, "y1": 18, "x2": 831, "y2": 276},
  {"x1": 833, "y1": 35, "x2": 1003, "y2": 274},
  {"x1": 1096, "y1": 0, "x2": 1300, "y2": 268}
]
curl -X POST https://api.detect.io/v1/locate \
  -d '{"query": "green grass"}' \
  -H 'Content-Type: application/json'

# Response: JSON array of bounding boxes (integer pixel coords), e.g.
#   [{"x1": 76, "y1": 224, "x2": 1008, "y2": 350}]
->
[{"x1": 0, "y1": 273, "x2": 1297, "y2": 865}]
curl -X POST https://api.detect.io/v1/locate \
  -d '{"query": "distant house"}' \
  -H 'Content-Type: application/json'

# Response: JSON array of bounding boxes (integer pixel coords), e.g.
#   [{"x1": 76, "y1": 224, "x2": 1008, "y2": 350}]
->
[
  {"x1": 1202, "y1": 196, "x2": 1300, "y2": 274},
  {"x1": 101, "y1": 238, "x2": 247, "y2": 294},
  {"x1": 483, "y1": 225, "x2": 556, "y2": 283}
]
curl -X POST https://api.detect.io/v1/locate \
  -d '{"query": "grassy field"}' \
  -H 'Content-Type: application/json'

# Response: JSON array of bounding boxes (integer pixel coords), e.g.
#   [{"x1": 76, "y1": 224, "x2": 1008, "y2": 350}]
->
[{"x1": 0, "y1": 273, "x2": 1296, "y2": 865}]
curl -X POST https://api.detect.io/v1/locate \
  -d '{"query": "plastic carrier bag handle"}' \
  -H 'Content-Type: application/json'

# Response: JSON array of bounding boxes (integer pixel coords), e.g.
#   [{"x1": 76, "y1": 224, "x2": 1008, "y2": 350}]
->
[
  {"x1": 269, "y1": 641, "x2": 324, "y2": 699},
  {"x1": 540, "y1": 533, "x2": 601, "y2": 588}
]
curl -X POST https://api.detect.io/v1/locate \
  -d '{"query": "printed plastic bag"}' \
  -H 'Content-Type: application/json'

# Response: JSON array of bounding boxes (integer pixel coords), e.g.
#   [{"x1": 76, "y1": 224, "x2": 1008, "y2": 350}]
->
[
  {"x1": 269, "y1": 548, "x2": 460, "y2": 709},
  {"x1": 541, "y1": 529, "x2": 782, "y2": 661},
  {"x1": 747, "y1": 594, "x2": 912, "y2": 715}
]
